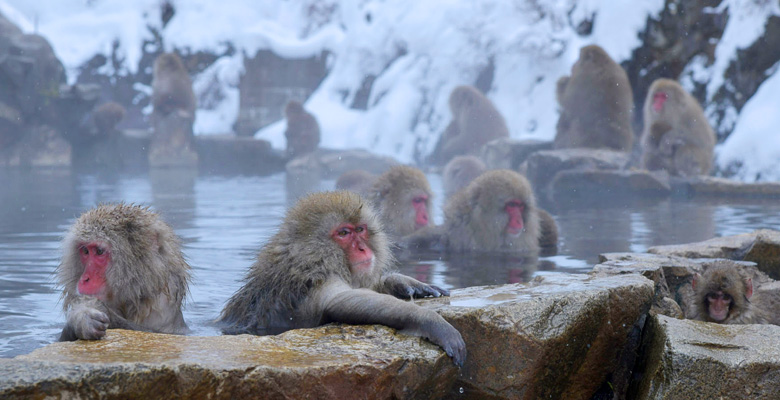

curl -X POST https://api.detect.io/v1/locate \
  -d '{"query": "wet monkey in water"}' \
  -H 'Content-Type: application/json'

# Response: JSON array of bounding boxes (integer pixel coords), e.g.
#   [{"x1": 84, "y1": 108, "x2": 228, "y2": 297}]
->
[
  {"x1": 442, "y1": 155, "x2": 487, "y2": 198},
  {"x1": 57, "y1": 203, "x2": 191, "y2": 341},
  {"x1": 219, "y1": 191, "x2": 466, "y2": 366},
  {"x1": 368, "y1": 166, "x2": 433, "y2": 239}
]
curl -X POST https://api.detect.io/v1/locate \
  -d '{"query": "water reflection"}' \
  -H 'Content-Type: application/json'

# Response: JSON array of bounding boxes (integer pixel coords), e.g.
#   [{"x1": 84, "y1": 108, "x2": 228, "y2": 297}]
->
[{"x1": 1, "y1": 169, "x2": 780, "y2": 357}]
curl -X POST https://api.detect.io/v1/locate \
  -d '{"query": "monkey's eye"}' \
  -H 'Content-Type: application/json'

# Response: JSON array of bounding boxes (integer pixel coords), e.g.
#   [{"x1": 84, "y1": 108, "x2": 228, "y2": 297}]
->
[
  {"x1": 337, "y1": 228, "x2": 350, "y2": 237},
  {"x1": 95, "y1": 247, "x2": 105, "y2": 256},
  {"x1": 354, "y1": 226, "x2": 364, "y2": 233},
  {"x1": 413, "y1": 196, "x2": 427, "y2": 204},
  {"x1": 80, "y1": 246, "x2": 89, "y2": 255}
]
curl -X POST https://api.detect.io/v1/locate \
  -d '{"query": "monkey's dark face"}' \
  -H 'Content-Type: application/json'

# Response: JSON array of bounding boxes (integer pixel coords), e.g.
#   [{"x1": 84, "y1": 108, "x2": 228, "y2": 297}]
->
[
  {"x1": 504, "y1": 199, "x2": 525, "y2": 237},
  {"x1": 76, "y1": 240, "x2": 111, "y2": 301},
  {"x1": 706, "y1": 291, "x2": 732, "y2": 322},
  {"x1": 331, "y1": 222, "x2": 375, "y2": 275}
]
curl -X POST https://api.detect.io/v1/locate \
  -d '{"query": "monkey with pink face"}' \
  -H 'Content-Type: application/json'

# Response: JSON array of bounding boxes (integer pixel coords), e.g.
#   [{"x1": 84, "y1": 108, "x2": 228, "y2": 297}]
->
[
  {"x1": 57, "y1": 204, "x2": 191, "y2": 341},
  {"x1": 219, "y1": 191, "x2": 466, "y2": 366}
]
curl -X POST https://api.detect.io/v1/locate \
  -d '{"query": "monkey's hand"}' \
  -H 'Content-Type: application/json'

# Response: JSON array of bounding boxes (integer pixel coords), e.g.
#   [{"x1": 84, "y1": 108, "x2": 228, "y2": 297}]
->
[
  {"x1": 319, "y1": 281, "x2": 466, "y2": 367},
  {"x1": 380, "y1": 273, "x2": 450, "y2": 299},
  {"x1": 62, "y1": 297, "x2": 110, "y2": 340},
  {"x1": 415, "y1": 316, "x2": 467, "y2": 367}
]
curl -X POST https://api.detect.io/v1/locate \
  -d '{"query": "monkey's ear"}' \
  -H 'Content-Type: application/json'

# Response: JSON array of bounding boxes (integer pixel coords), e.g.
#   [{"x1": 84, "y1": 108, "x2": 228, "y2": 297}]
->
[
  {"x1": 745, "y1": 278, "x2": 754, "y2": 300},
  {"x1": 692, "y1": 273, "x2": 700, "y2": 290}
]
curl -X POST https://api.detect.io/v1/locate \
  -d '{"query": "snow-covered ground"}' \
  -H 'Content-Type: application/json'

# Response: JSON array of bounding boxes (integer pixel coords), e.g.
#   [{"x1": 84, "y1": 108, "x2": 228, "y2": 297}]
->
[{"x1": 1, "y1": 0, "x2": 778, "y2": 180}]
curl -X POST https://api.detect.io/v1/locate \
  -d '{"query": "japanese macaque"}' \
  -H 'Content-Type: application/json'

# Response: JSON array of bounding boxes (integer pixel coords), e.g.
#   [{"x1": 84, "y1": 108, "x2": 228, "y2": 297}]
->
[
  {"x1": 72, "y1": 102, "x2": 126, "y2": 168},
  {"x1": 284, "y1": 100, "x2": 321, "y2": 159},
  {"x1": 554, "y1": 45, "x2": 634, "y2": 151},
  {"x1": 335, "y1": 169, "x2": 376, "y2": 197},
  {"x1": 640, "y1": 79, "x2": 716, "y2": 177},
  {"x1": 368, "y1": 166, "x2": 432, "y2": 239},
  {"x1": 688, "y1": 261, "x2": 768, "y2": 324},
  {"x1": 149, "y1": 52, "x2": 198, "y2": 166},
  {"x1": 151, "y1": 52, "x2": 196, "y2": 120},
  {"x1": 218, "y1": 191, "x2": 466, "y2": 366},
  {"x1": 443, "y1": 169, "x2": 548, "y2": 253},
  {"x1": 537, "y1": 209, "x2": 559, "y2": 253},
  {"x1": 428, "y1": 85, "x2": 509, "y2": 166},
  {"x1": 57, "y1": 204, "x2": 191, "y2": 341},
  {"x1": 442, "y1": 155, "x2": 487, "y2": 198}
]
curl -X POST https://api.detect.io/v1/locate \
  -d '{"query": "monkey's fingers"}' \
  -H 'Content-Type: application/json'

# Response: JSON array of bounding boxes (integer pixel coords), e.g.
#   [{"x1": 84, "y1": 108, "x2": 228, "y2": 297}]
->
[
  {"x1": 428, "y1": 285, "x2": 450, "y2": 297},
  {"x1": 430, "y1": 325, "x2": 466, "y2": 367},
  {"x1": 77, "y1": 310, "x2": 109, "y2": 340}
]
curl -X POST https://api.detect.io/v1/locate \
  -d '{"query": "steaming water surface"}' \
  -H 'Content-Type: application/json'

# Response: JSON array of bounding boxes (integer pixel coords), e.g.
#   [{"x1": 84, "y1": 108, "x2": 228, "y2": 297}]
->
[{"x1": 2, "y1": 169, "x2": 780, "y2": 357}]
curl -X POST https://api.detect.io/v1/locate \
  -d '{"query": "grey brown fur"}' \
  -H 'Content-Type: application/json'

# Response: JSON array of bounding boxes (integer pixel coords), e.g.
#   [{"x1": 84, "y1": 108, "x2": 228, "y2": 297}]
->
[
  {"x1": 687, "y1": 261, "x2": 768, "y2": 325},
  {"x1": 151, "y1": 52, "x2": 196, "y2": 120},
  {"x1": 442, "y1": 155, "x2": 487, "y2": 198},
  {"x1": 335, "y1": 169, "x2": 376, "y2": 198},
  {"x1": 640, "y1": 78, "x2": 715, "y2": 177},
  {"x1": 444, "y1": 170, "x2": 542, "y2": 253},
  {"x1": 368, "y1": 165, "x2": 432, "y2": 239},
  {"x1": 428, "y1": 85, "x2": 509, "y2": 166},
  {"x1": 219, "y1": 191, "x2": 465, "y2": 365},
  {"x1": 554, "y1": 45, "x2": 634, "y2": 151},
  {"x1": 284, "y1": 100, "x2": 321, "y2": 158},
  {"x1": 58, "y1": 203, "x2": 191, "y2": 341}
]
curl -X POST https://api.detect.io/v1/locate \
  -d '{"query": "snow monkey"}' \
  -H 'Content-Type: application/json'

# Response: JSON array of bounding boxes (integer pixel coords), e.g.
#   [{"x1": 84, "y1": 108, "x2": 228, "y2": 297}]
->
[
  {"x1": 219, "y1": 191, "x2": 466, "y2": 366},
  {"x1": 554, "y1": 45, "x2": 634, "y2": 152},
  {"x1": 151, "y1": 52, "x2": 196, "y2": 120},
  {"x1": 428, "y1": 85, "x2": 509, "y2": 166},
  {"x1": 443, "y1": 169, "x2": 552, "y2": 253},
  {"x1": 368, "y1": 165, "x2": 433, "y2": 239},
  {"x1": 58, "y1": 203, "x2": 191, "y2": 341},
  {"x1": 401, "y1": 170, "x2": 557, "y2": 254},
  {"x1": 688, "y1": 261, "x2": 776, "y2": 325},
  {"x1": 335, "y1": 169, "x2": 377, "y2": 198},
  {"x1": 284, "y1": 100, "x2": 321, "y2": 159},
  {"x1": 640, "y1": 78, "x2": 716, "y2": 177},
  {"x1": 442, "y1": 155, "x2": 487, "y2": 198}
]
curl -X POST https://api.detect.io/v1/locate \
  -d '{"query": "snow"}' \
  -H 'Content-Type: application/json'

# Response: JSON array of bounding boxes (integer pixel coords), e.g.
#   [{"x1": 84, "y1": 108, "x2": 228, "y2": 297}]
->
[
  {"x1": 716, "y1": 65, "x2": 780, "y2": 181},
  {"x1": 1, "y1": 0, "x2": 778, "y2": 180}
]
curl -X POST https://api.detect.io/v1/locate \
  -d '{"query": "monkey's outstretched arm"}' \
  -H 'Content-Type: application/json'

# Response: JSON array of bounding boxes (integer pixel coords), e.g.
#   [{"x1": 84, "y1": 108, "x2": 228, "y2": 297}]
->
[{"x1": 318, "y1": 280, "x2": 466, "y2": 366}]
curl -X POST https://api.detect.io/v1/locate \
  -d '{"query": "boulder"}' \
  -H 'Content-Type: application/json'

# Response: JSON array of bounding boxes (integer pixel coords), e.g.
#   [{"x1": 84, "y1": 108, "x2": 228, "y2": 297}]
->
[
  {"x1": 648, "y1": 229, "x2": 780, "y2": 279},
  {"x1": 285, "y1": 148, "x2": 399, "y2": 179},
  {"x1": 437, "y1": 274, "x2": 653, "y2": 399},
  {"x1": 630, "y1": 314, "x2": 780, "y2": 400},
  {"x1": 671, "y1": 176, "x2": 780, "y2": 198},
  {"x1": 550, "y1": 169, "x2": 671, "y2": 203},
  {"x1": 521, "y1": 149, "x2": 630, "y2": 192},
  {"x1": 480, "y1": 138, "x2": 552, "y2": 170},
  {"x1": 195, "y1": 134, "x2": 285, "y2": 175},
  {"x1": 149, "y1": 110, "x2": 198, "y2": 168},
  {"x1": 1, "y1": 275, "x2": 654, "y2": 400},
  {"x1": 5, "y1": 325, "x2": 457, "y2": 400}
]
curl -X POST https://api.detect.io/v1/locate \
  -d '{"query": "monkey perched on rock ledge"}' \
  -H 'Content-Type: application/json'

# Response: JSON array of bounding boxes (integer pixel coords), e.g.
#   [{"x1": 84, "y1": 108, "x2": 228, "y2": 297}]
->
[
  {"x1": 219, "y1": 191, "x2": 466, "y2": 366},
  {"x1": 57, "y1": 203, "x2": 191, "y2": 341}
]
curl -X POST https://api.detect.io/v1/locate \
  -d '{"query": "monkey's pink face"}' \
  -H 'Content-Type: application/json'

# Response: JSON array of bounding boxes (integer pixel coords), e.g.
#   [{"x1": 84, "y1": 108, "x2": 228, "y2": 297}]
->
[
  {"x1": 77, "y1": 241, "x2": 111, "y2": 301},
  {"x1": 412, "y1": 194, "x2": 430, "y2": 229},
  {"x1": 706, "y1": 291, "x2": 732, "y2": 322},
  {"x1": 332, "y1": 223, "x2": 375, "y2": 273},
  {"x1": 652, "y1": 91, "x2": 668, "y2": 112},
  {"x1": 505, "y1": 199, "x2": 525, "y2": 237}
]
